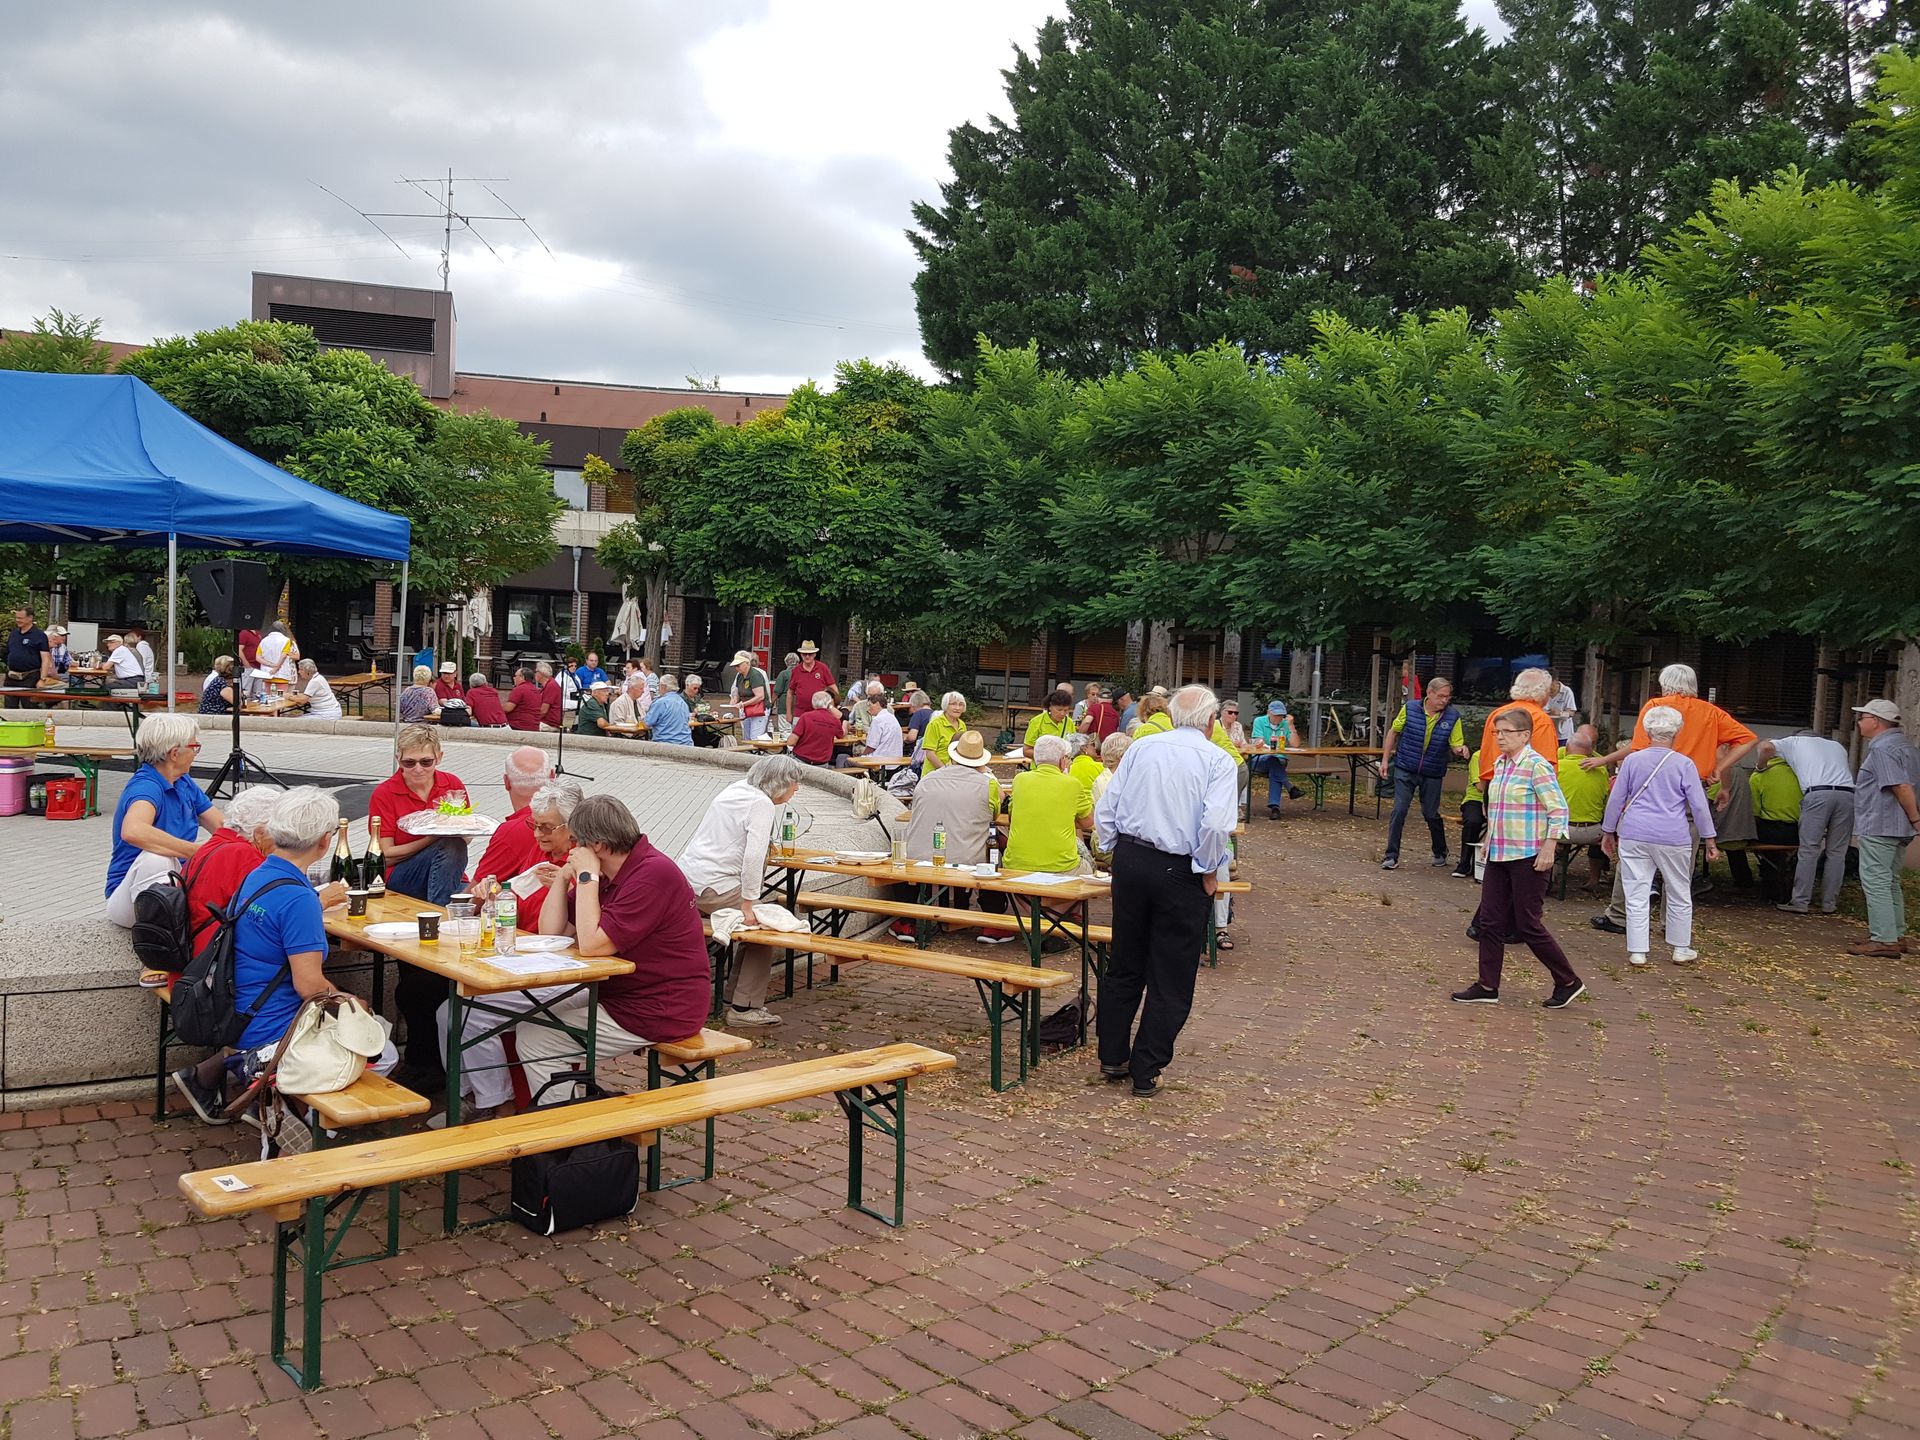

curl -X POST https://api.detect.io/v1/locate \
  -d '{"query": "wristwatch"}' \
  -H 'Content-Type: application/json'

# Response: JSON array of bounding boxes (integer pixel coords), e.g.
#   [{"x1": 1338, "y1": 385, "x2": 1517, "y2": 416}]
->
[{"x1": 576, "y1": 872, "x2": 597, "y2": 885}]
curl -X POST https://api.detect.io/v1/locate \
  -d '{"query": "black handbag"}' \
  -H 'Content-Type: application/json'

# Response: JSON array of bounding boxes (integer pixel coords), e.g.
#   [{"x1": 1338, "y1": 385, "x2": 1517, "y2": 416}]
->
[{"x1": 507, "y1": 1071, "x2": 639, "y2": 1235}]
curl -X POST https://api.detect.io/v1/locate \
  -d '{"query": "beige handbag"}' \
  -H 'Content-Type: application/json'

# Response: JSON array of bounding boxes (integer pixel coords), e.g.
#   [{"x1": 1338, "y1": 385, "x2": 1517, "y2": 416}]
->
[
  {"x1": 263, "y1": 991, "x2": 388, "y2": 1096},
  {"x1": 850, "y1": 773, "x2": 881, "y2": 821}
]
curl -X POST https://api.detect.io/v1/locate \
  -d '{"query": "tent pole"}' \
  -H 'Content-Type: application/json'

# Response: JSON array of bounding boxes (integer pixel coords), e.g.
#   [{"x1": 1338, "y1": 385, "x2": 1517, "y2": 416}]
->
[
  {"x1": 393, "y1": 562, "x2": 409, "y2": 743},
  {"x1": 166, "y1": 533, "x2": 178, "y2": 714}
]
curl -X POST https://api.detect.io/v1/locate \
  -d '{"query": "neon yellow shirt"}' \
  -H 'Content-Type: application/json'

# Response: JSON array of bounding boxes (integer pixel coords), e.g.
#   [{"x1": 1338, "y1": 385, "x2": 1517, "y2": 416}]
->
[
  {"x1": 1555, "y1": 754, "x2": 1611, "y2": 825},
  {"x1": 1069, "y1": 753, "x2": 1104, "y2": 803},
  {"x1": 1134, "y1": 712, "x2": 1172, "y2": 735},
  {"x1": 1023, "y1": 711, "x2": 1076, "y2": 749},
  {"x1": 1002, "y1": 765, "x2": 1091, "y2": 873}
]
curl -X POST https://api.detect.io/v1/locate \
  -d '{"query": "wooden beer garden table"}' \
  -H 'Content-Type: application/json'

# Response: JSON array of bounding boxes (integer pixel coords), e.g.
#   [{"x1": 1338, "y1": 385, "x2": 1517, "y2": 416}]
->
[
  {"x1": 323, "y1": 889, "x2": 634, "y2": 1228},
  {"x1": 765, "y1": 845, "x2": 1107, "y2": 1047},
  {"x1": 1237, "y1": 742, "x2": 1384, "y2": 820}
]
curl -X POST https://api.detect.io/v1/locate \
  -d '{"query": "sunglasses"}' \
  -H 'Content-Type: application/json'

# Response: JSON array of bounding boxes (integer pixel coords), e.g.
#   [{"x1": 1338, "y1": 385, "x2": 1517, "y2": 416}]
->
[{"x1": 399, "y1": 757, "x2": 436, "y2": 769}]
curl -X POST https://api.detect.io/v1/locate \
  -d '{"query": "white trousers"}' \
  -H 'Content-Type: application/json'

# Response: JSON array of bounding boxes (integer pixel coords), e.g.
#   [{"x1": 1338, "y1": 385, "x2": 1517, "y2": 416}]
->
[
  {"x1": 1618, "y1": 838, "x2": 1696, "y2": 953},
  {"x1": 106, "y1": 851, "x2": 180, "y2": 929},
  {"x1": 742, "y1": 714, "x2": 769, "y2": 742},
  {"x1": 514, "y1": 993, "x2": 657, "y2": 1106},
  {"x1": 437, "y1": 985, "x2": 569, "y2": 1111}
]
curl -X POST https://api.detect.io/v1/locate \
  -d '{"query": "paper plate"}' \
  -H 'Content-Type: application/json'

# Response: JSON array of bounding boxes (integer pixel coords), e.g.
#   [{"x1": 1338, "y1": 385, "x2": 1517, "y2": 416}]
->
[
  {"x1": 362, "y1": 922, "x2": 420, "y2": 940},
  {"x1": 514, "y1": 935, "x2": 572, "y2": 953},
  {"x1": 834, "y1": 850, "x2": 888, "y2": 861}
]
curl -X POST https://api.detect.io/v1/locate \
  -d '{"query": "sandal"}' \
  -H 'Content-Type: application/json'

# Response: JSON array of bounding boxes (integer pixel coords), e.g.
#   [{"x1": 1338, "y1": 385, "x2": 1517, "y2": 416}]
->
[
  {"x1": 1216, "y1": 932, "x2": 1235, "y2": 951},
  {"x1": 138, "y1": 969, "x2": 171, "y2": 989}
]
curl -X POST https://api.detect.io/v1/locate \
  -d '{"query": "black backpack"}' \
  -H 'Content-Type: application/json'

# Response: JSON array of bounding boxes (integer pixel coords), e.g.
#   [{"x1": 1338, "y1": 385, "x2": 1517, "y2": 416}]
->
[
  {"x1": 168, "y1": 877, "x2": 304, "y2": 1048},
  {"x1": 509, "y1": 1071, "x2": 638, "y2": 1235},
  {"x1": 130, "y1": 872, "x2": 200, "y2": 977}
]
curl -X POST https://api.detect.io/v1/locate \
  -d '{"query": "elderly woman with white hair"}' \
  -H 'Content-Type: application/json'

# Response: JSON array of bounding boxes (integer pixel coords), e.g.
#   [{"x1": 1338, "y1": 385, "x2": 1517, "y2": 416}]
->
[
  {"x1": 297, "y1": 658, "x2": 342, "y2": 720},
  {"x1": 171, "y1": 786, "x2": 397, "y2": 1142},
  {"x1": 1473, "y1": 667, "x2": 1561, "y2": 790},
  {"x1": 104, "y1": 713, "x2": 224, "y2": 928},
  {"x1": 1583, "y1": 662, "x2": 1755, "y2": 935},
  {"x1": 679, "y1": 755, "x2": 805, "y2": 1026},
  {"x1": 1601, "y1": 705, "x2": 1722, "y2": 967},
  {"x1": 398, "y1": 664, "x2": 438, "y2": 724},
  {"x1": 918, "y1": 691, "x2": 969, "y2": 773}
]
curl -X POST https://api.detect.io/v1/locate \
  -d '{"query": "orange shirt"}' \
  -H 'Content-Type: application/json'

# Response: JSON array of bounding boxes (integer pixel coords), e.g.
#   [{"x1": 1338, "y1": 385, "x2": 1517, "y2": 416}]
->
[
  {"x1": 1628, "y1": 695, "x2": 1755, "y2": 779},
  {"x1": 1478, "y1": 700, "x2": 1559, "y2": 783}
]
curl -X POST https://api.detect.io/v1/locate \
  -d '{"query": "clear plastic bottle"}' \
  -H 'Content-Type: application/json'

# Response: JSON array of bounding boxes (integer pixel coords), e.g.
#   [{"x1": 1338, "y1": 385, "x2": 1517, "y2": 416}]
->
[
  {"x1": 493, "y1": 893, "x2": 518, "y2": 955},
  {"x1": 932, "y1": 823, "x2": 947, "y2": 867}
]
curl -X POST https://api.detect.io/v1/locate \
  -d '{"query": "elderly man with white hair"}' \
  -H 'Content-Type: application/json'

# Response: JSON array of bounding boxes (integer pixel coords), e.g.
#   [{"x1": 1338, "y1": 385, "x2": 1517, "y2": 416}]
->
[
  {"x1": 105, "y1": 713, "x2": 224, "y2": 928},
  {"x1": 861, "y1": 687, "x2": 904, "y2": 759},
  {"x1": 1846, "y1": 699, "x2": 1920, "y2": 958},
  {"x1": 467, "y1": 746, "x2": 556, "y2": 922},
  {"x1": 1003, "y1": 734, "x2": 1093, "y2": 884},
  {"x1": 1759, "y1": 732, "x2": 1853, "y2": 915},
  {"x1": 608, "y1": 670, "x2": 649, "y2": 730},
  {"x1": 1600, "y1": 705, "x2": 1721, "y2": 968},
  {"x1": 679, "y1": 755, "x2": 805, "y2": 1025},
  {"x1": 1582, "y1": 662, "x2": 1756, "y2": 935},
  {"x1": 1093, "y1": 684, "x2": 1238, "y2": 1096}
]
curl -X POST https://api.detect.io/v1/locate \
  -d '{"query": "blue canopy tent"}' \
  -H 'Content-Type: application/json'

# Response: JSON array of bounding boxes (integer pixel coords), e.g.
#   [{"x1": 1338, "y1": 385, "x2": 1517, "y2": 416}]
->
[{"x1": 0, "y1": 372, "x2": 413, "y2": 719}]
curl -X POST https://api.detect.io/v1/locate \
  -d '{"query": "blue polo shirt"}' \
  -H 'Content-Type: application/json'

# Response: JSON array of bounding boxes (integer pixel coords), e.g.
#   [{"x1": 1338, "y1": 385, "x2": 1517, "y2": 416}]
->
[
  {"x1": 231, "y1": 855, "x2": 328, "y2": 1050},
  {"x1": 105, "y1": 764, "x2": 212, "y2": 896},
  {"x1": 576, "y1": 664, "x2": 608, "y2": 688},
  {"x1": 644, "y1": 692, "x2": 694, "y2": 745}
]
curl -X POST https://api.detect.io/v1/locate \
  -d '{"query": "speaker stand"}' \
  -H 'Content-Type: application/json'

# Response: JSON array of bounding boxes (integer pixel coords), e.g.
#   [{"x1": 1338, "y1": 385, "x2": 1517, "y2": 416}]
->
[
  {"x1": 553, "y1": 708, "x2": 592, "y2": 782},
  {"x1": 206, "y1": 670, "x2": 288, "y2": 797}
]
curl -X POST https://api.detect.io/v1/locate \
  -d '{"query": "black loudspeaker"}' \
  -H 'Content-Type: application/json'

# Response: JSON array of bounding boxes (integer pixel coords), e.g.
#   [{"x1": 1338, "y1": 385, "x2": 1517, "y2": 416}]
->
[{"x1": 189, "y1": 559, "x2": 274, "y2": 632}]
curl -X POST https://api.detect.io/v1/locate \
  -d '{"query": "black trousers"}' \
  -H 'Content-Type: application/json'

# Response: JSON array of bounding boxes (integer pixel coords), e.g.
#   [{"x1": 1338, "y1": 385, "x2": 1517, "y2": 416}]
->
[
  {"x1": 1476, "y1": 858, "x2": 1579, "y2": 993},
  {"x1": 1453, "y1": 799, "x2": 1486, "y2": 876},
  {"x1": 1755, "y1": 818, "x2": 1799, "y2": 903},
  {"x1": 1099, "y1": 837, "x2": 1209, "y2": 1085}
]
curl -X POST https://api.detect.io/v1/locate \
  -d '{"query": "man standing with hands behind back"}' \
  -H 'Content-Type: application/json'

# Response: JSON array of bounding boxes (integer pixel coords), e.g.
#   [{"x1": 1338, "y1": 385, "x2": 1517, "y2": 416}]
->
[
  {"x1": 1847, "y1": 699, "x2": 1920, "y2": 958},
  {"x1": 1093, "y1": 684, "x2": 1238, "y2": 1097}
]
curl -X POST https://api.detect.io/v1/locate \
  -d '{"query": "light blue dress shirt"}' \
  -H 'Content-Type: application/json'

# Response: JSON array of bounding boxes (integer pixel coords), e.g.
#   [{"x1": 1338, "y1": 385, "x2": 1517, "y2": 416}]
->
[
  {"x1": 1093, "y1": 726, "x2": 1239, "y2": 874},
  {"x1": 643, "y1": 692, "x2": 694, "y2": 745}
]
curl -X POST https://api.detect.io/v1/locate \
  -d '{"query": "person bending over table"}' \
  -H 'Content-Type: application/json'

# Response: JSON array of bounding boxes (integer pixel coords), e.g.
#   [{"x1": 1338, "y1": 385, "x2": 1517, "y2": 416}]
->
[
  {"x1": 105, "y1": 714, "x2": 224, "y2": 928},
  {"x1": 679, "y1": 755, "x2": 803, "y2": 1027},
  {"x1": 438, "y1": 778, "x2": 582, "y2": 1120},
  {"x1": 170, "y1": 787, "x2": 396, "y2": 1146},
  {"x1": 369, "y1": 723, "x2": 470, "y2": 1090},
  {"x1": 516, "y1": 795, "x2": 713, "y2": 1104}
]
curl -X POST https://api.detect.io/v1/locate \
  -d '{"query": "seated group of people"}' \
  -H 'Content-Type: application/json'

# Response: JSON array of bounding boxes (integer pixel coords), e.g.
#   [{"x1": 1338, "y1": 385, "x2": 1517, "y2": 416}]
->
[{"x1": 106, "y1": 714, "x2": 796, "y2": 1139}]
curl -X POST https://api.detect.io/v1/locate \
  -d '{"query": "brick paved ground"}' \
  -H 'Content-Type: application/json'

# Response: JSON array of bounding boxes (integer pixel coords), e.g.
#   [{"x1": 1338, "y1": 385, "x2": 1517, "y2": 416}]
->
[{"x1": 3, "y1": 797, "x2": 1917, "y2": 1438}]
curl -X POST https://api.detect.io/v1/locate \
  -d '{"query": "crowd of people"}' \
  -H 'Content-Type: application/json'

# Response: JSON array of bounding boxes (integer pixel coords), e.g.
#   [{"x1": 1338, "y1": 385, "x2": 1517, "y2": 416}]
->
[{"x1": 1372, "y1": 663, "x2": 1920, "y2": 1001}]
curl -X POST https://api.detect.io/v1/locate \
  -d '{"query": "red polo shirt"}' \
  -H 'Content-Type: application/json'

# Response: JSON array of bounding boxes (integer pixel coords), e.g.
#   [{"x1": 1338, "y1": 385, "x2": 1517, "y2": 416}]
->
[
  {"x1": 182, "y1": 828, "x2": 266, "y2": 962},
  {"x1": 469, "y1": 806, "x2": 550, "y2": 929},
  {"x1": 467, "y1": 683, "x2": 508, "y2": 727},
  {"x1": 367, "y1": 767, "x2": 468, "y2": 854},
  {"x1": 433, "y1": 677, "x2": 466, "y2": 702},
  {"x1": 504, "y1": 681, "x2": 543, "y2": 731},
  {"x1": 789, "y1": 661, "x2": 835, "y2": 714},
  {"x1": 539, "y1": 679, "x2": 564, "y2": 729}
]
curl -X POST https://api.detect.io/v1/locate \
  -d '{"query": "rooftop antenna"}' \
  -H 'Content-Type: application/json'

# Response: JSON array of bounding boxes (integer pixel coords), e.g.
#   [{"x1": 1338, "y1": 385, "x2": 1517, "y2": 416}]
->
[{"x1": 312, "y1": 169, "x2": 554, "y2": 290}]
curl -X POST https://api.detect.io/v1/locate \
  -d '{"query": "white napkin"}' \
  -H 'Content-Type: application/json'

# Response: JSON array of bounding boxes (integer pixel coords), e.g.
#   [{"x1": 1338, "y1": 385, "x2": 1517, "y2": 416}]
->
[{"x1": 711, "y1": 902, "x2": 807, "y2": 943}]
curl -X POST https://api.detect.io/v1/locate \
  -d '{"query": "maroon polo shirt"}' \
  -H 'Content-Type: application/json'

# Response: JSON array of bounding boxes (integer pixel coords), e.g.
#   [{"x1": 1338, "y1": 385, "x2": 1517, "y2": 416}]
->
[{"x1": 570, "y1": 837, "x2": 710, "y2": 1044}]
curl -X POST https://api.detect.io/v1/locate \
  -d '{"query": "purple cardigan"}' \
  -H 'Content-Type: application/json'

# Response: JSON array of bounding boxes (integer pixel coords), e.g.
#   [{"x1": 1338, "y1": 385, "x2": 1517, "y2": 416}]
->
[{"x1": 1603, "y1": 747, "x2": 1718, "y2": 846}]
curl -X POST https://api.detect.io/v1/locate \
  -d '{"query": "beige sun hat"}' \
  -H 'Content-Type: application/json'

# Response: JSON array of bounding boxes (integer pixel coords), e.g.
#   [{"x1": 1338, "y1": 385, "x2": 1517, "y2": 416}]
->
[{"x1": 948, "y1": 730, "x2": 991, "y2": 768}]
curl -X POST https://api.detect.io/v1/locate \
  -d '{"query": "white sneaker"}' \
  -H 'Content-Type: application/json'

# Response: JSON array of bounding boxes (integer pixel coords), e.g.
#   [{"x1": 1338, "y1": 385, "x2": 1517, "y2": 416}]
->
[
  {"x1": 1628, "y1": 952, "x2": 1649, "y2": 967},
  {"x1": 727, "y1": 1006, "x2": 783, "y2": 1026},
  {"x1": 975, "y1": 932, "x2": 1016, "y2": 945},
  {"x1": 1671, "y1": 947, "x2": 1697, "y2": 965}
]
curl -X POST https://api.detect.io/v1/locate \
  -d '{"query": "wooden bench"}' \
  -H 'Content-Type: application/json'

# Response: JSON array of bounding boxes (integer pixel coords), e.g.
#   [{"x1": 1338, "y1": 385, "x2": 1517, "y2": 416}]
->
[
  {"x1": 713, "y1": 925, "x2": 1071, "y2": 1091},
  {"x1": 645, "y1": 1028, "x2": 753, "y2": 1191},
  {"x1": 178, "y1": 1043, "x2": 956, "y2": 1390}
]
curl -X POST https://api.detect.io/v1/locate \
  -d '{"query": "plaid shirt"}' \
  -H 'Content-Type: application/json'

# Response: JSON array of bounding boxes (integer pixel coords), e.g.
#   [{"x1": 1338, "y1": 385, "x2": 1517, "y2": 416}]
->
[{"x1": 1484, "y1": 748, "x2": 1570, "y2": 863}]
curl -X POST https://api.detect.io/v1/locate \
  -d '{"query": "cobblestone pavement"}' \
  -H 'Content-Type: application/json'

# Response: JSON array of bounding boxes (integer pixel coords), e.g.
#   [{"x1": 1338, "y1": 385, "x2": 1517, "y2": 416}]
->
[{"x1": 3, "y1": 801, "x2": 1917, "y2": 1438}]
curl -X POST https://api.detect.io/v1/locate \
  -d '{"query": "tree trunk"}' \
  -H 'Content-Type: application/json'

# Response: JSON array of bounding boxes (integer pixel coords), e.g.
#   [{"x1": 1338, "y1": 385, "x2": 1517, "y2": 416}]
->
[
  {"x1": 1125, "y1": 621, "x2": 1145, "y2": 678},
  {"x1": 1813, "y1": 637, "x2": 1835, "y2": 736},
  {"x1": 1147, "y1": 621, "x2": 1173, "y2": 689},
  {"x1": 1581, "y1": 642, "x2": 1603, "y2": 737},
  {"x1": 1897, "y1": 640, "x2": 1920, "y2": 734},
  {"x1": 643, "y1": 570, "x2": 668, "y2": 670},
  {"x1": 1289, "y1": 645, "x2": 1312, "y2": 694},
  {"x1": 1223, "y1": 629, "x2": 1242, "y2": 705}
]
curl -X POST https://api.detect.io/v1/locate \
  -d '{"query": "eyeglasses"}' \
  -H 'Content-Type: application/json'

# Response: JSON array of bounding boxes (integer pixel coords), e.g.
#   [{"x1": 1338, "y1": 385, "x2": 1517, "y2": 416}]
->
[
  {"x1": 174, "y1": 741, "x2": 202, "y2": 753},
  {"x1": 398, "y1": 757, "x2": 436, "y2": 769},
  {"x1": 531, "y1": 820, "x2": 568, "y2": 835}
]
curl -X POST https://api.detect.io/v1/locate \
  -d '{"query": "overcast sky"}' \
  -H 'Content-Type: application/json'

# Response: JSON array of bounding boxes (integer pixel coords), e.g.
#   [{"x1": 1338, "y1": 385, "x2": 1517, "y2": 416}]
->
[{"x1": 1, "y1": 1, "x2": 1505, "y2": 395}]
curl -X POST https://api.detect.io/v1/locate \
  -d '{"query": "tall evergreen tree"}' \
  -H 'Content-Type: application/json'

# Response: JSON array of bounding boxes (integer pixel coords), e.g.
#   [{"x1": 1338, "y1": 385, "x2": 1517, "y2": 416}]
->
[{"x1": 909, "y1": 0, "x2": 1520, "y2": 378}]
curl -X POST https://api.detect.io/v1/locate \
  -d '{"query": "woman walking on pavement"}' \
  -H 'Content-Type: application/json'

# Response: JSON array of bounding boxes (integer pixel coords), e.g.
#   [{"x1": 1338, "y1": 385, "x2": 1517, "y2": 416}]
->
[
  {"x1": 1453, "y1": 708, "x2": 1585, "y2": 1009},
  {"x1": 1601, "y1": 705, "x2": 1720, "y2": 968}
]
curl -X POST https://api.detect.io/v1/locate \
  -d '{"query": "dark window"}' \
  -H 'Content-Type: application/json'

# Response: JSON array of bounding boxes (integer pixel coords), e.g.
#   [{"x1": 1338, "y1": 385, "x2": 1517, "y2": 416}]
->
[{"x1": 268, "y1": 303, "x2": 436, "y2": 354}]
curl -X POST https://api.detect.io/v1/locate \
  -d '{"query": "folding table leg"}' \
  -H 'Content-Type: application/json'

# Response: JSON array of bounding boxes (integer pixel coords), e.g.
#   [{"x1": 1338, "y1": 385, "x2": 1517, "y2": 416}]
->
[
  {"x1": 645, "y1": 1050, "x2": 718, "y2": 1192},
  {"x1": 837, "y1": 1080, "x2": 907, "y2": 1227}
]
